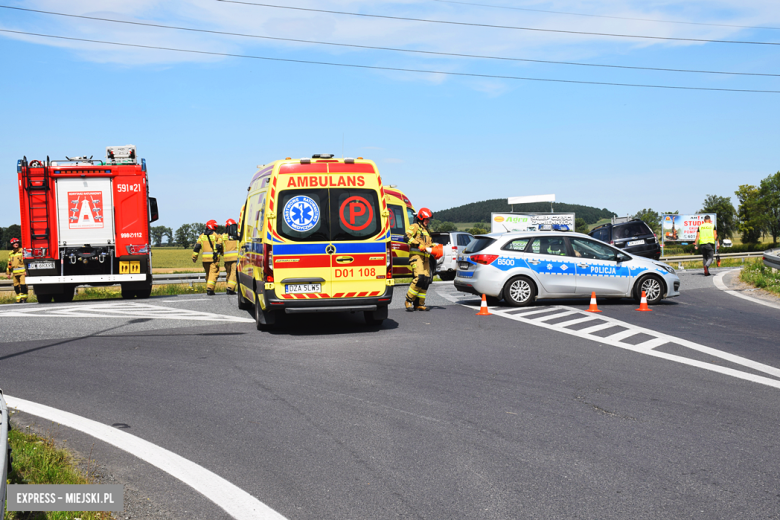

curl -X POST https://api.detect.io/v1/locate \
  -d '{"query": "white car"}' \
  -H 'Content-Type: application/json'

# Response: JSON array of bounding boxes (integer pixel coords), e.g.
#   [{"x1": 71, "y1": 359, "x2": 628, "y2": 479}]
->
[
  {"x1": 722, "y1": 239, "x2": 733, "y2": 248},
  {"x1": 454, "y1": 231, "x2": 681, "y2": 306},
  {"x1": 432, "y1": 231, "x2": 474, "y2": 281}
]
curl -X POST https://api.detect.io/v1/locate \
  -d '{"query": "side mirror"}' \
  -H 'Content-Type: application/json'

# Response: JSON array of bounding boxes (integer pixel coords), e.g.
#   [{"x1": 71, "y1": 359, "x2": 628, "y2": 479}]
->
[
  {"x1": 149, "y1": 197, "x2": 159, "y2": 222},
  {"x1": 617, "y1": 253, "x2": 631, "y2": 263}
]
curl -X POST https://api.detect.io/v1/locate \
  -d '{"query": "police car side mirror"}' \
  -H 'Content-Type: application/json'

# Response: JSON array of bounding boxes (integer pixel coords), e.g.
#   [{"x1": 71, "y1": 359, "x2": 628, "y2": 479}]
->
[{"x1": 617, "y1": 253, "x2": 630, "y2": 263}]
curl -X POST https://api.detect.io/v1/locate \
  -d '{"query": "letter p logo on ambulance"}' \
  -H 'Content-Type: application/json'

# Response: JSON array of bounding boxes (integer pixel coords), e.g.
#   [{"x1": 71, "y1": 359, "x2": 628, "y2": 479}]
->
[
  {"x1": 340, "y1": 196, "x2": 373, "y2": 231},
  {"x1": 283, "y1": 195, "x2": 320, "y2": 232}
]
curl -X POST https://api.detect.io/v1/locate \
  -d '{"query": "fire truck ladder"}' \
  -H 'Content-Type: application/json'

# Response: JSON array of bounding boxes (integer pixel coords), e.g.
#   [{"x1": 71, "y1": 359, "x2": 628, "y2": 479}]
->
[{"x1": 23, "y1": 156, "x2": 52, "y2": 250}]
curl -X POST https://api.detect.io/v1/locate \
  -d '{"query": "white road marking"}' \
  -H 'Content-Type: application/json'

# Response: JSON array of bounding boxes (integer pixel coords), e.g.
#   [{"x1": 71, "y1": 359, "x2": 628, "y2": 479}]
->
[
  {"x1": 713, "y1": 270, "x2": 780, "y2": 311},
  {"x1": 436, "y1": 286, "x2": 780, "y2": 390},
  {"x1": 0, "y1": 301, "x2": 253, "y2": 323},
  {"x1": 5, "y1": 395, "x2": 288, "y2": 520}
]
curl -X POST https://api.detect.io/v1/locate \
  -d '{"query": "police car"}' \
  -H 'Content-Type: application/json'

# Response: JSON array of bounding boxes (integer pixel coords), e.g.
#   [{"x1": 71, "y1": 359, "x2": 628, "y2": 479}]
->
[{"x1": 454, "y1": 230, "x2": 680, "y2": 306}]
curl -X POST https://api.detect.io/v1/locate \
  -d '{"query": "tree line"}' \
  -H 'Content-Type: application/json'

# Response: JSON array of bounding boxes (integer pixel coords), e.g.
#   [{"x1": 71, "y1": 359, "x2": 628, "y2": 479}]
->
[
  {"x1": 631, "y1": 171, "x2": 780, "y2": 244},
  {"x1": 434, "y1": 199, "x2": 615, "y2": 225}
]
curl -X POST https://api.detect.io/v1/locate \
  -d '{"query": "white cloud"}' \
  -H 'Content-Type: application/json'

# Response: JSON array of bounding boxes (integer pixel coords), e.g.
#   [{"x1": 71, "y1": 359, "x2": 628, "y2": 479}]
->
[{"x1": 3, "y1": 0, "x2": 780, "y2": 86}]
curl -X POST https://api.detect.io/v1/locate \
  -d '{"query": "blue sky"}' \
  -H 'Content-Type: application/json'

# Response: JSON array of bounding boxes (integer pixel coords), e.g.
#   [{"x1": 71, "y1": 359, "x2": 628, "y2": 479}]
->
[{"x1": 1, "y1": 0, "x2": 779, "y2": 232}]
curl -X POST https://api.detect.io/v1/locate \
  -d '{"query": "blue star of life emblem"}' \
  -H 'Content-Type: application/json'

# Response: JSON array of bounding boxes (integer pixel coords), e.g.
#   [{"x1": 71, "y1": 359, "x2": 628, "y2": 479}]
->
[{"x1": 283, "y1": 195, "x2": 320, "y2": 232}]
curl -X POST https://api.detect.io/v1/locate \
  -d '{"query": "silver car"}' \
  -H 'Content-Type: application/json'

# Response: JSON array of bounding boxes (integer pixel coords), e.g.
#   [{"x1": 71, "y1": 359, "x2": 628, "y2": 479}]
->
[{"x1": 454, "y1": 231, "x2": 680, "y2": 306}]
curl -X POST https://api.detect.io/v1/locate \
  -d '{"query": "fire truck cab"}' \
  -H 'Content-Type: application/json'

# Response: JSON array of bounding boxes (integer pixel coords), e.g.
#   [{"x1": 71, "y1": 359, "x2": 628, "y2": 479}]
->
[{"x1": 17, "y1": 145, "x2": 158, "y2": 303}]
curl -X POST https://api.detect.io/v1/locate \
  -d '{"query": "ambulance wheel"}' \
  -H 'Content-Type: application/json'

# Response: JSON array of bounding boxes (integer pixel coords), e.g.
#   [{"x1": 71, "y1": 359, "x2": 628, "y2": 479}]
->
[
  {"x1": 255, "y1": 301, "x2": 277, "y2": 330},
  {"x1": 364, "y1": 306, "x2": 388, "y2": 326},
  {"x1": 503, "y1": 276, "x2": 536, "y2": 307},
  {"x1": 237, "y1": 287, "x2": 251, "y2": 310},
  {"x1": 634, "y1": 275, "x2": 664, "y2": 305},
  {"x1": 37, "y1": 294, "x2": 54, "y2": 304},
  {"x1": 53, "y1": 287, "x2": 74, "y2": 303}
]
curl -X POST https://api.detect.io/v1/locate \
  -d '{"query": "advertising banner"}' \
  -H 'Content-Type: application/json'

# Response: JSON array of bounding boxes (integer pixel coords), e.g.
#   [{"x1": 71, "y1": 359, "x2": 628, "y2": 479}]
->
[
  {"x1": 491, "y1": 213, "x2": 575, "y2": 233},
  {"x1": 662, "y1": 214, "x2": 717, "y2": 244}
]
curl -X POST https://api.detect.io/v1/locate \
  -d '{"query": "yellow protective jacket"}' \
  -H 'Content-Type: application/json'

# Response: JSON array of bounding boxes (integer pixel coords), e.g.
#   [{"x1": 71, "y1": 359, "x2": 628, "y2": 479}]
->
[
  {"x1": 407, "y1": 222, "x2": 432, "y2": 257},
  {"x1": 221, "y1": 233, "x2": 239, "y2": 262},
  {"x1": 192, "y1": 232, "x2": 223, "y2": 263},
  {"x1": 7, "y1": 250, "x2": 26, "y2": 275},
  {"x1": 698, "y1": 222, "x2": 715, "y2": 245}
]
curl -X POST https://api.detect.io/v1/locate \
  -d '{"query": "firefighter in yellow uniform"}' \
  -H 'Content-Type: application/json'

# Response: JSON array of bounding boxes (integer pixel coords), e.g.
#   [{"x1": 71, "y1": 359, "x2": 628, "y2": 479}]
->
[
  {"x1": 405, "y1": 207, "x2": 434, "y2": 311},
  {"x1": 222, "y1": 218, "x2": 239, "y2": 295},
  {"x1": 192, "y1": 220, "x2": 223, "y2": 295},
  {"x1": 7, "y1": 238, "x2": 28, "y2": 303}
]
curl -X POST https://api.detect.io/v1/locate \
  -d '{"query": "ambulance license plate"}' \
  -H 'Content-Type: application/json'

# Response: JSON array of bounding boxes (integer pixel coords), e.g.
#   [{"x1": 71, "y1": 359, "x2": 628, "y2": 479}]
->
[
  {"x1": 628, "y1": 240, "x2": 645, "y2": 246},
  {"x1": 286, "y1": 284, "x2": 321, "y2": 294},
  {"x1": 28, "y1": 261, "x2": 55, "y2": 270}
]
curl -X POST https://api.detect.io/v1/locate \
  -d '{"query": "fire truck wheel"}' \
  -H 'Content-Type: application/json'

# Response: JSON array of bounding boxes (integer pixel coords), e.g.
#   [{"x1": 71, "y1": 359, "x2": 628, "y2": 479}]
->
[
  {"x1": 53, "y1": 288, "x2": 74, "y2": 303},
  {"x1": 121, "y1": 287, "x2": 137, "y2": 299},
  {"x1": 37, "y1": 294, "x2": 54, "y2": 304}
]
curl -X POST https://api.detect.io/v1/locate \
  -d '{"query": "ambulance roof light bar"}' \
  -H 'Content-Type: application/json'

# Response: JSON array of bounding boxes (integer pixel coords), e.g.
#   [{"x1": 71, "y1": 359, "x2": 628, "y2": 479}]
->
[{"x1": 312, "y1": 154, "x2": 334, "y2": 159}]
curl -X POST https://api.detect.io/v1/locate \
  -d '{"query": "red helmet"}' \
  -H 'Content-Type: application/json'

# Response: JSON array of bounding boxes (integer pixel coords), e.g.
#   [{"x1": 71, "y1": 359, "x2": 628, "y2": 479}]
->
[
  {"x1": 417, "y1": 207, "x2": 432, "y2": 220},
  {"x1": 226, "y1": 219, "x2": 236, "y2": 227},
  {"x1": 206, "y1": 219, "x2": 218, "y2": 230},
  {"x1": 10, "y1": 237, "x2": 20, "y2": 246}
]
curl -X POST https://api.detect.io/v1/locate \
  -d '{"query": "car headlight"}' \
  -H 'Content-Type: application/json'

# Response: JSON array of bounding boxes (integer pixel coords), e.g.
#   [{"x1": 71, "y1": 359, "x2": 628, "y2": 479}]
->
[{"x1": 655, "y1": 263, "x2": 675, "y2": 274}]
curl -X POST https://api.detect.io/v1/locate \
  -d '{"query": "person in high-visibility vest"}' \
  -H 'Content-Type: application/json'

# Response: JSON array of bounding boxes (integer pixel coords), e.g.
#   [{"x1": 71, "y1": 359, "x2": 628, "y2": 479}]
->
[
  {"x1": 694, "y1": 214, "x2": 718, "y2": 276},
  {"x1": 405, "y1": 207, "x2": 434, "y2": 311},
  {"x1": 6, "y1": 238, "x2": 28, "y2": 303},
  {"x1": 222, "y1": 218, "x2": 239, "y2": 295},
  {"x1": 192, "y1": 220, "x2": 223, "y2": 295}
]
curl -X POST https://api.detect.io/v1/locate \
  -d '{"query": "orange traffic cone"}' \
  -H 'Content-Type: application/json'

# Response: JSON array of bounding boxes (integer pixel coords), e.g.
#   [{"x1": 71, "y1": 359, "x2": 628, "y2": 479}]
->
[
  {"x1": 636, "y1": 291, "x2": 653, "y2": 312},
  {"x1": 585, "y1": 292, "x2": 602, "y2": 313},
  {"x1": 476, "y1": 294, "x2": 492, "y2": 316}
]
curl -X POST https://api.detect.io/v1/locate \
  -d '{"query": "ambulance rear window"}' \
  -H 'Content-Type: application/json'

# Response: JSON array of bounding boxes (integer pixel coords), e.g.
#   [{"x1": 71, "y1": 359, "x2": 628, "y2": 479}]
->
[
  {"x1": 331, "y1": 189, "x2": 381, "y2": 241},
  {"x1": 277, "y1": 189, "x2": 330, "y2": 242},
  {"x1": 388, "y1": 204, "x2": 406, "y2": 235}
]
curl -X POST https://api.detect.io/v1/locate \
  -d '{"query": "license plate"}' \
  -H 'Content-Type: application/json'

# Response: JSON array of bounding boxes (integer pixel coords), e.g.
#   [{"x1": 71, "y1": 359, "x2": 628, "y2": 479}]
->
[
  {"x1": 286, "y1": 283, "x2": 321, "y2": 293},
  {"x1": 628, "y1": 240, "x2": 645, "y2": 246},
  {"x1": 28, "y1": 261, "x2": 55, "y2": 270}
]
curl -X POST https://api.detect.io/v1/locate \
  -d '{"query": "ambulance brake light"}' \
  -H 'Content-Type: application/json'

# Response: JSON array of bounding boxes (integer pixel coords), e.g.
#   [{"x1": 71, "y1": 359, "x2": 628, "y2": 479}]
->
[{"x1": 263, "y1": 243, "x2": 274, "y2": 280}]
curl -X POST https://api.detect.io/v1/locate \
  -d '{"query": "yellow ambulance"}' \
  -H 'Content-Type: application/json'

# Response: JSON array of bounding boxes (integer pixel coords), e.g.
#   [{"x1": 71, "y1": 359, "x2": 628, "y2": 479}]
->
[
  {"x1": 236, "y1": 154, "x2": 394, "y2": 329},
  {"x1": 383, "y1": 186, "x2": 416, "y2": 278}
]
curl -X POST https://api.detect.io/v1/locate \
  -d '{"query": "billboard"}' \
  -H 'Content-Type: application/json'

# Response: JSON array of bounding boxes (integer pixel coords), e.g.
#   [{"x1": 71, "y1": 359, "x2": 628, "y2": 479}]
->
[
  {"x1": 662, "y1": 214, "x2": 717, "y2": 244},
  {"x1": 491, "y1": 213, "x2": 575, "y2": 233}
]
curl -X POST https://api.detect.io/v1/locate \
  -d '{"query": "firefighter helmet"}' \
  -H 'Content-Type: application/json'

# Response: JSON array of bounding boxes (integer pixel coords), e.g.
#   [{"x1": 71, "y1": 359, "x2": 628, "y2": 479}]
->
[
  {"x1": 226, "y1": 219, "x2": 236, "y2": 227},
  {"x1": 9, "y1": 237, "x2": 20, "y2": 246},
  {"x1": 206, "y1": 220, "x2": 218, "y2": 230},
  {"x1": 417, "y1": 208, "x2": 432, "y2": 220}
]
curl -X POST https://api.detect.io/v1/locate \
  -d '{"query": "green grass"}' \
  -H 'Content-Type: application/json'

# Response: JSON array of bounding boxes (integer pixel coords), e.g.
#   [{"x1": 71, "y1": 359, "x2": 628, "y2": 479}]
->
[
  {"x1": 4, "y1": 420, "x2": 113, "y2": 520},
  {"x1": 151, "y1": 247, "x2": 200, "y2": 269},
  {"x1": 740, "y1": 260, "x2": 780, "y2": 296}
]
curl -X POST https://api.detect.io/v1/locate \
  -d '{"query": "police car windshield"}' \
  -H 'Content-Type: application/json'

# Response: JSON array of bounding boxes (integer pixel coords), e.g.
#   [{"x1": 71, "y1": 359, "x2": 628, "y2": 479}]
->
[{"x1": 277, "y1": 188, "x2": 381, "y2": 242}]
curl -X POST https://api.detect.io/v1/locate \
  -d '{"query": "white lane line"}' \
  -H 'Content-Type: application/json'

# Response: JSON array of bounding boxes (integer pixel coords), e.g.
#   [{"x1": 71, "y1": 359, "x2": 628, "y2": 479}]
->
[
  {"x1": 483, "y1": 303, "x2": 780, "y2": 389},
  {"x1": 535, "y1": 310, "x2": 579, "y2": 322},
  {"x1": 0, "y1": 302, "x2": 253, "y2": 323},
  {"x1": 713, "y1": 270, "x2": 780, "y2": 311},
  {"x1": 5, "y1": 395, "x2": 288, "y2": 520}
]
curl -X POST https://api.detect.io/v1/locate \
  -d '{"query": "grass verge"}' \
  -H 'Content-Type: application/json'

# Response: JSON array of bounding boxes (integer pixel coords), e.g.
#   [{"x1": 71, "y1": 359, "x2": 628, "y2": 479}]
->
[
  {"x1": 739, "y1": 260, "x2": 780, "y2": 296},
  {"x1": 4, "y1": 419, "x2": 113, "y2": 520}
]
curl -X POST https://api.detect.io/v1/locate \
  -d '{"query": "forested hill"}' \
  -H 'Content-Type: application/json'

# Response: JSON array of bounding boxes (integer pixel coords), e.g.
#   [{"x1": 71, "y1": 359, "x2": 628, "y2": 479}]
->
[{"x1": 434, "y1": 199, "x2": 615, "y2": 224}]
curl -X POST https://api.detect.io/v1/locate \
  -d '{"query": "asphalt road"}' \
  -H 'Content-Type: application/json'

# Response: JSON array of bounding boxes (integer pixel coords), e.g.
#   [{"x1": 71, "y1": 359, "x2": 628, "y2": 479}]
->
[{"x1": 1, "y1": 269, "x2": 779, "y2": 520}]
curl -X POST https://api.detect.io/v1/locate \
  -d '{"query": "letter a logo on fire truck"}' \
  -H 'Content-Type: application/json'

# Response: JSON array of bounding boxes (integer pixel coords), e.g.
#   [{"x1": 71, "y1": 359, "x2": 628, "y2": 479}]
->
[{"x1": 68, "y1": 191, "x2": 104, "y2": 229}]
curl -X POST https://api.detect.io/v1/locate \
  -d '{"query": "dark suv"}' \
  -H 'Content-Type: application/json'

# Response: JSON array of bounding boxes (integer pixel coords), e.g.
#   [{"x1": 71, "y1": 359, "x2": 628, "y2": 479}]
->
[{"x1": 589, "y1": 219, "x2": 661, "y2": 260}]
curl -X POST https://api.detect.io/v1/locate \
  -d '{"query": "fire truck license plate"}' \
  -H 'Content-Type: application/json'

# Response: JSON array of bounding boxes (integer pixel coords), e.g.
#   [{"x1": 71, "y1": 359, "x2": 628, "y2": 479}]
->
[
  {"x1": 28, "y1": 261, "x2": 55, "y2": 270},
  {"x1": 286, "y1": 284, "x2": 321, "y2": 294}
]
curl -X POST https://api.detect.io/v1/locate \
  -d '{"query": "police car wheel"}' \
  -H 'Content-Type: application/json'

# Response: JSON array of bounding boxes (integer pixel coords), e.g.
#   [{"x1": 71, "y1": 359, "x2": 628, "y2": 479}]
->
[
  {"x1": 636, "y1": 275, "x2": 664, "y2": 305},
  {"x1": 503, "y1": 276, "x2": 536, "y2": 307}
]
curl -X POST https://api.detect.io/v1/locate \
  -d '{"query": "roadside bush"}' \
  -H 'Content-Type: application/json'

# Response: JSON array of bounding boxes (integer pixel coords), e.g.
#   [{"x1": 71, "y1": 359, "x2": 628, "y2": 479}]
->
[{"x1": 740, "y1": 260, "x2": 780, "y2": 296}]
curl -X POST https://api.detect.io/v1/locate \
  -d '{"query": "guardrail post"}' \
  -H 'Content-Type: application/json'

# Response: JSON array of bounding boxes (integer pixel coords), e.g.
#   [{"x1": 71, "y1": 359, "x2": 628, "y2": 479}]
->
[{"x1": 1, "y1": 389, "x2": 10, "y2": 512}]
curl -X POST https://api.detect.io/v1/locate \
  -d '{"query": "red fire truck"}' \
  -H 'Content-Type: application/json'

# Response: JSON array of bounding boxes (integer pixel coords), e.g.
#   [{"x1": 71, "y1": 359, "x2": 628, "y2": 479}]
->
[{"x1": 16, "y1": 145, "x2": 159, "y2": 303}]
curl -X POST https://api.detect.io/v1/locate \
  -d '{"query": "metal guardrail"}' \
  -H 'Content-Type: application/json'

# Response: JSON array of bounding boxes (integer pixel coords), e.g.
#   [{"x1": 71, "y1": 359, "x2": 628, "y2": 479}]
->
[
  {"x1": 0, "y1": 272, "x2": 223, "y2": 291},
  {"x1": 660, "y1": 251, "x2": 765, "y2": 263},
  {"x1": 764, "y1": 249, "x2": 780, "y2": 270},
  {"x1": 1, "y1": 389, "x2": 9, "y2": 512}
]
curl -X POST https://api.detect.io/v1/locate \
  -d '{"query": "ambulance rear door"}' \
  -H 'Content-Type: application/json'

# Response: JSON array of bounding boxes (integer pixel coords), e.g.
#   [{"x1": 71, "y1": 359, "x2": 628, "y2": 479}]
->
[
  {"x1": 55, "y1": 177, "x2": 115, "y2": 246},
  {"x1": 274, "y1": 179, "x2": 333, "y2": 299},
  {"x1": 328, "y1": 165, "x2": 388, "y2": 298}
]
